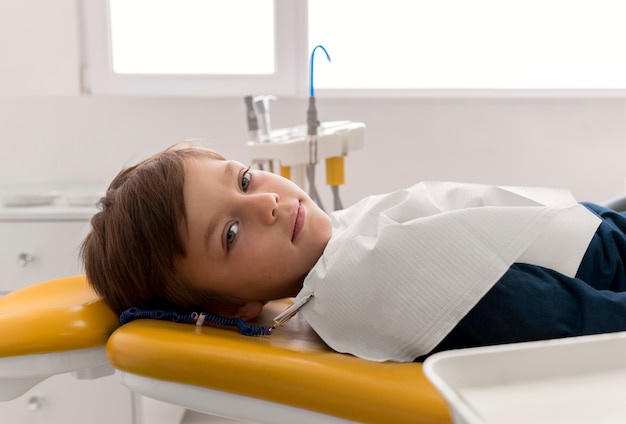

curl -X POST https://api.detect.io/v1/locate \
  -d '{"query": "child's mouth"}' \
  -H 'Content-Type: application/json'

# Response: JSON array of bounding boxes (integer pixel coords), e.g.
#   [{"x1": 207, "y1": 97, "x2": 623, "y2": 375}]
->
[{"x1": 292, "y1": 201, "x2": 305, "y2": 242}]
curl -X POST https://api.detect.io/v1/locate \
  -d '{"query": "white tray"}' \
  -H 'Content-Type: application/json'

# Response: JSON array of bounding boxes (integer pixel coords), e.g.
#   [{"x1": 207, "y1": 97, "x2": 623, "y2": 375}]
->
[{"x1": 424, "y1": 332, "x2": 626, "y2": 424}]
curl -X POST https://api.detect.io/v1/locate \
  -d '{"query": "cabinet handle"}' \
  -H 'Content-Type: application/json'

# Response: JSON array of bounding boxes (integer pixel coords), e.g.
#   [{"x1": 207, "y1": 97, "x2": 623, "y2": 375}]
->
[
  {"x1": 17, "y1": 252, "x2": 35, "y2": 267},
  {"x1": 27, "y1": 395, "x2": 43, "y2": 411}
]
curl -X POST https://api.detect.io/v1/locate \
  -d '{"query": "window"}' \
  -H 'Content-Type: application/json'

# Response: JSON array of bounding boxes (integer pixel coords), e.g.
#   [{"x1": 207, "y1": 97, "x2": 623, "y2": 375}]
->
[
  {"x1": 81, "y1": 0, "x2": 626, "y2": 96},
  {"x1": 81, "y1": 0, "x2": 303, "y2": 96},
  {"x1": 108, "y1": 0, "x2": 275, "y2": 75}
]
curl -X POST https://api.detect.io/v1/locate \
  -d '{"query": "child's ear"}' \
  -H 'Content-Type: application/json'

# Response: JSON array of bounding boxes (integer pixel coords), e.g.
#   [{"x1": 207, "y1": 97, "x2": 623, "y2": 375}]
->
[
  {"x1": 211, "y1": 301, "x2": 264, "y2": 321},
  {"x1": 234, "y1": 301, "x2": 264, "y2": 321}
]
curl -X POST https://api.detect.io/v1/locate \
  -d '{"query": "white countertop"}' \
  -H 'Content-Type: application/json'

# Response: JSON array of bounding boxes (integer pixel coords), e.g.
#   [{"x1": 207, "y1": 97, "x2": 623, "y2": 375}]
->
[
  {"x1": 0, "y1": 205, "x2": 98, "y2": 221},
  {"x1": 0, "y1": 186, "x2": 101, "y2": 221}
]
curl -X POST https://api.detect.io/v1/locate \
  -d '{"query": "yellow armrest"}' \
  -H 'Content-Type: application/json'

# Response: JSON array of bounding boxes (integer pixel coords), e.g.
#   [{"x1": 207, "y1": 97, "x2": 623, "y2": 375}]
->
[
  {"x1": 0, "y1": 275, "x2": 118, "y2": 357},
  {"x1": 107, "y1": 299, "x2": 451, "y2": 424}
]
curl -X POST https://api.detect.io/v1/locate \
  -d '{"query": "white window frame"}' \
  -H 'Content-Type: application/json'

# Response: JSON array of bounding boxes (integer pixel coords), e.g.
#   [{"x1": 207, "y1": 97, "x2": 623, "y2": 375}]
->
[
  {"x1": 80, "y1": 0, "x2": 308, "y2": 97},
  {"x1": 80, "y1": 0, "x2": 626, "y2": 98}
]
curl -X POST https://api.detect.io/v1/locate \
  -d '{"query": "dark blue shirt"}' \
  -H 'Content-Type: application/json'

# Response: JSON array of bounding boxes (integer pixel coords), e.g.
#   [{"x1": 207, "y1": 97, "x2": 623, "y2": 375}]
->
[{"x1": 418, "y1": 203, "x2": 626, "y2": 361}]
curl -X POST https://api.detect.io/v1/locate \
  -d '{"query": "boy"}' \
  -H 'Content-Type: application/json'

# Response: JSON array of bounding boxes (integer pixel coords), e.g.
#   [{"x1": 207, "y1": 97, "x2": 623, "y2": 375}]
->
[{"x1": 82, "y1": 142, "x2": 626, "y2": 362}]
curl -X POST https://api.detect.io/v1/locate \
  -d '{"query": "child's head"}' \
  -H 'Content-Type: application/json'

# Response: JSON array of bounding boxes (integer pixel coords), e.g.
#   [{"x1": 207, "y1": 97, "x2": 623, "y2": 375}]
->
[{"x1": 82, "y1": 142, "x2": 332, "y2": 320}]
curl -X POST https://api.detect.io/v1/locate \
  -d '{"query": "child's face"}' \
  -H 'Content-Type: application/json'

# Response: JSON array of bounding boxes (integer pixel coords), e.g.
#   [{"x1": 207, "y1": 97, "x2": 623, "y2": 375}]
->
[{"x1": 177, "y1": 157, "x2": 332, "y2": 305}]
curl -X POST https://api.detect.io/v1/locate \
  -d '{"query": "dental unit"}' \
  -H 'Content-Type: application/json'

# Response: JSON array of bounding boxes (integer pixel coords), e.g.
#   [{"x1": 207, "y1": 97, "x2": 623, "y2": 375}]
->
[{"x1": 245, "y1": 46, "x2": 365, "y2": 211}]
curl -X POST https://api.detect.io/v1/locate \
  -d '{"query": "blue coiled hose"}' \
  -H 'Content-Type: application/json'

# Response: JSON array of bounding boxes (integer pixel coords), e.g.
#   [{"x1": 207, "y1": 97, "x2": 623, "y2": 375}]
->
[{"x1": 119, "y1": 307, "x2": 272, "y2": 336}]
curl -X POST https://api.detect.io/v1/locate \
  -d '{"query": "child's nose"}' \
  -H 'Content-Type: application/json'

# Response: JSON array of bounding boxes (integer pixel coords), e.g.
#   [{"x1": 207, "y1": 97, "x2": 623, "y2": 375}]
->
[{"x1": 249, "y1": 192, "x2": 279, "y2": 224}]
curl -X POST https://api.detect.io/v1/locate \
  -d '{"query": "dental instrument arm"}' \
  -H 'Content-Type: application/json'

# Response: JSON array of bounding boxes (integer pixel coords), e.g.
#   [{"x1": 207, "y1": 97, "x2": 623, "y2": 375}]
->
[
  {"x1": 244, "y1": 95, "x2": 265, "y2": 170},
  {"x1": 306, "y1": 95, "x2": 325, "y2": 210},
  {"x1": 254, "y1": 95, "x2": 277, "y2": 172},
  {"x1": 244, "y1": 95, "x2": 259, "y2": 142},
  {"x1": 253, "y1": 95, "x2": 277, "y2": 144},
  {"x1": 306, "y1": 45, "x2": 332, "y2": 211}
]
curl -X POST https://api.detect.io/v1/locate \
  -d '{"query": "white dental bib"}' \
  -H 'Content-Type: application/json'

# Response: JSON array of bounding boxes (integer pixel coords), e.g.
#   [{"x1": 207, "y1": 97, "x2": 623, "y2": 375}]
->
[{"x1": 295, "y1": 181, "x2": 601, "y2": 362}]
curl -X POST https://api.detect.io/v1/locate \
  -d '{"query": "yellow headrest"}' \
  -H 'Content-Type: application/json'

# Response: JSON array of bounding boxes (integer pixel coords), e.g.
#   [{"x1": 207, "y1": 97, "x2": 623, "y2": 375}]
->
[
  {"x1": 0, "y1": 275, "x2": 119, "y2": 358},
  {"x1": 107, "y1": 299, "x2": 451, "y2": 424}
]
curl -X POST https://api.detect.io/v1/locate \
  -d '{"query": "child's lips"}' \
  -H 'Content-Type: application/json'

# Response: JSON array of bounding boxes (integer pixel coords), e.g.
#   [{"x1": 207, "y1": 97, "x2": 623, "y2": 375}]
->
[{"x1": 291, "y1": 201, "x2": 305, "y2": 242}]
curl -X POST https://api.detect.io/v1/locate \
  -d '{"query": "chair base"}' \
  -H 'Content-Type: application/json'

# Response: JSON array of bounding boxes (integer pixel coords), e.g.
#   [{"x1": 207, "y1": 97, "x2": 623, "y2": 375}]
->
[
  {"x1": 117, "y1": 371, "x2": 352, "y2": 424},
  {"x1": 0, "y1": 346, "x2": 110, "y2": 400}
]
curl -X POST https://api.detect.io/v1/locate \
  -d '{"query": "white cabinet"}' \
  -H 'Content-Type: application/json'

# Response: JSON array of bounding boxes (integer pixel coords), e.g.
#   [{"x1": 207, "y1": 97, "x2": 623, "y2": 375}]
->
[
  {"x1": 0, "y1": 205, "x2": 134, "y2": 424},
  {"x1": 0, "y1": 207, "x2": 95, "y2": 293},
  {"x1": 0, "y1": 372, "x2": 133, "y2": 424},
  {"x1": 0, "y1": 220, "x2": 91, "y2": 293}
]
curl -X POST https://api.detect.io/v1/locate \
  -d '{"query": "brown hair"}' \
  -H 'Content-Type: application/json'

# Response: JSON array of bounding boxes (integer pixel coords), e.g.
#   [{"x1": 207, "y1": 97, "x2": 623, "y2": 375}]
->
[{"x1": 81, "y1": 142, "x2": 233, "y2": 315}]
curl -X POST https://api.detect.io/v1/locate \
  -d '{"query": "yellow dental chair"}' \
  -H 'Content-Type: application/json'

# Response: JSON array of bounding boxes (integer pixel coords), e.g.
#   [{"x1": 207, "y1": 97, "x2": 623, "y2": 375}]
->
[
  {"x1": 1, "y1": 275, "x2": 451, "y2": 424},
  {"x1": 0, "y1": 275, "x2": 118, "y2": 401}
]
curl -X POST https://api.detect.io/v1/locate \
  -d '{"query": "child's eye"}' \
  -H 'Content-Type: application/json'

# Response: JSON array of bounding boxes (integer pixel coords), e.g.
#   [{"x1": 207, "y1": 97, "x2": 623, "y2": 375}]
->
[
  {"x1": 226, "y1": 222, "x2": 238, "y2": 247},
  {"x1": 241, "y1": 167, "x2": 251, "y2": 192}
]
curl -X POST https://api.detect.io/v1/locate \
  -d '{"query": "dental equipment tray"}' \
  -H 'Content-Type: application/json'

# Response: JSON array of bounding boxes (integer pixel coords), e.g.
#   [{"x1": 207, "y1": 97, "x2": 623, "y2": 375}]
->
[
  {"x1": 247, "y1": 121, "x2": 365, "y2": 166},
  {"x1": 424, "y1": 331, "x2": 626, "y2": 424}
]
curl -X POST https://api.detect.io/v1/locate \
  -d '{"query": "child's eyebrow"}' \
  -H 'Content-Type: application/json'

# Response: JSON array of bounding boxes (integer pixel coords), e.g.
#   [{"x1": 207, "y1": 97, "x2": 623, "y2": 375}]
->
[
  {"x1": 203, "y1": 161, "x2": 237, "y2": 253},
  {"x1": 203, "y1": 215, "x2": 218, "y2": 253},
  {"x1": 224, "y1": 160, "x2": 237, "y2": 182}
]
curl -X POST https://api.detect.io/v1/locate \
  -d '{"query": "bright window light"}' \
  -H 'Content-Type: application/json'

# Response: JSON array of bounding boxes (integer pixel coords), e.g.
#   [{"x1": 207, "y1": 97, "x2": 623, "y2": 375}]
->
[
  {"x1": 83, "y1": 0, "x2": 626, "y2": 95},
  {"x1": 108, "y1": 0, "x2": 275, "y2": 75},
  {"x1": 308, "y1": 0, "x2": 626, "y2": 90}
]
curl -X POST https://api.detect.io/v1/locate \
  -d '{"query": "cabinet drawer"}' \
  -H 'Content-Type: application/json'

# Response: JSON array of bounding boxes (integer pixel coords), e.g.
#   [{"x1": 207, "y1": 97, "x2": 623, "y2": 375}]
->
[
  {"x1": 0, "y1": 221, "x2": 91, "y2": 292},
  {"x1": 0, "y1": 373, "x2": 132, "y2": 424}
]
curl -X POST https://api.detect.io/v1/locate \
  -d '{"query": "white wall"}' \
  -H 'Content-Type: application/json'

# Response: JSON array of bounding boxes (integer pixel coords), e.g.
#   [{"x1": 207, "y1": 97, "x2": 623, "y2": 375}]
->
[{"x1": 2, "y1": 1, "x2": 626, "y2": 208}]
